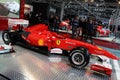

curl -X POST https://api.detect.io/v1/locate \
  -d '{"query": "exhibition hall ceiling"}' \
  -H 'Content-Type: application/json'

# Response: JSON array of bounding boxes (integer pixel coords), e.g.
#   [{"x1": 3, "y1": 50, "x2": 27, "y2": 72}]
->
[
  {"x1": 25, "y1": 0, "x2": 118, "y2": 4},
  {"x1": 25, "y1": 0, "x2": 120, "y2": 19}
]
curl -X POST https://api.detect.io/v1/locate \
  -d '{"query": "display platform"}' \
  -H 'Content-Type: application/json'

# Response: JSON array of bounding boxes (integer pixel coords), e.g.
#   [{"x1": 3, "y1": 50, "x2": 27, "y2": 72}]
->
[
  {"x1": 93, "y1": 36, "x2": 120, "y2": 50},
  {"x1": 0, "y1": 32, "x2": 120, "y2": 80}
]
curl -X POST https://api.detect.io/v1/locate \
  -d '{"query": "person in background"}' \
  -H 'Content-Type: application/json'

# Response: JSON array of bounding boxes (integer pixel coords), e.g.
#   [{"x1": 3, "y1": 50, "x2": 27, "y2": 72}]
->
[
  {"x1": 24, "y1": 12, "x2": 30, "y2": 20},
  {"x1": 36, "y1": 12, "x2": 43, "y2": 23},
  {"x1": 80, "y1": 19, "x2": 88, "y2": 41},
  {"x1": 71, "y1": 15, "x2": 79, "y2": 38},
  {"x1": 86, "y1": 19, "x2": 94, "y2": 44},
  {"x1": 49, "y1": 14, "x2": 54, "y2": 31},
  {"x1": 53, "y1": 15, "x2": 60, "y2": 33},
  {"x1": 76, "y1": 18, "x2": 82, "y2": 37},
  {"x1": 29, "y1": 12, "x2": 38, "y2": 26}
]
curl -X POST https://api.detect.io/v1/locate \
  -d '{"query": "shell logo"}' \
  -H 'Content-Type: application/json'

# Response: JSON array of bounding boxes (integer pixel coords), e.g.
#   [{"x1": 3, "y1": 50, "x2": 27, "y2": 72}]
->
[
  {"x1": 98, "y1": 47, "x2": 103, "y2": 50},
  {"x1": 38, "y1": 39, "x2": 44, "y2": 46},
  {"x1": 56, "y1": 40, "x2": 61, "y2": 45}
]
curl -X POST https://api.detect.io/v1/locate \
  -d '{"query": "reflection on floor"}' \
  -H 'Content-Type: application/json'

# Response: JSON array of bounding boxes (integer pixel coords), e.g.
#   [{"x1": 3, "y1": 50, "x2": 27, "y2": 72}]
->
[
  {"x1": 0, "y1": 32, "x2": 119, "y2": 80},
  {"x1": 0, "y1": 45, "x2": 110, "y2": 80}
]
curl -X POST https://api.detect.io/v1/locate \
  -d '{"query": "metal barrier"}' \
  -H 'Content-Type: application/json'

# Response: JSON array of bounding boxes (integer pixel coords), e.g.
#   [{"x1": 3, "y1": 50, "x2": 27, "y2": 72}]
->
[
  {"x1": 112, "y1": 31, "x2": 120, "y2": 41},
  {"x1": 116, "y1": 31, "x2": 120, "y2": 38}
]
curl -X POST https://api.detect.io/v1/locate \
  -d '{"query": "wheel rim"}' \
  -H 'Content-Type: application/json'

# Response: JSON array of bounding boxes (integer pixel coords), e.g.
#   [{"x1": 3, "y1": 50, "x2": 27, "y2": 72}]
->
[
  {"x1": 72, "y1": 52, "x2": 85, "y2": 65},
  {"x1": 3, "y1": 33, "x2": 10, "y2": 42}
]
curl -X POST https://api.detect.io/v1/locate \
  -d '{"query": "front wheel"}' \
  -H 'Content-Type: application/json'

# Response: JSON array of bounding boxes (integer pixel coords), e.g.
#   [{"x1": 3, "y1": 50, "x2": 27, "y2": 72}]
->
[{"x1": 69, "y1": 47, "x2": 90, "y2": 68}]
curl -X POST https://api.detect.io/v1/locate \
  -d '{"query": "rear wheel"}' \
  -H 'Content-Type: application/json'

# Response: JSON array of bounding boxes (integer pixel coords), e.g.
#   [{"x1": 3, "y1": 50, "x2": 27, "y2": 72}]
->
[
  {"x1": 2, "y1": 31, "x2": 18, "y2": 44},
  {"x1": 2, "y1": 31, "x2": 11, "y2": 44},
  {"x1": 69, "y1": 47, "x2": 90, "y2": 68}
]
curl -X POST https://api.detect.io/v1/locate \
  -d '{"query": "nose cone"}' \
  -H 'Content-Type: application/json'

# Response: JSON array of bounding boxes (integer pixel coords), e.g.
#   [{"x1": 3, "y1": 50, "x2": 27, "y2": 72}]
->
[
  {"x1": 96, "y1": 47, "x2": 120, "y2": 60},
  {"x1": 104, "y1": 50, "x2": 119, "y2": 60},
  {"x1": 91, "y1": 46, "x2": 119, "y2": 60}
]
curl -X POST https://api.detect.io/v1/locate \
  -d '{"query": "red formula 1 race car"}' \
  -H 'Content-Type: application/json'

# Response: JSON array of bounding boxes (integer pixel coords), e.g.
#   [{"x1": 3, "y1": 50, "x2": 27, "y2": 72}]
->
[
  {"x1": 2, "y1": 24, "x2": 119, "y2": 69},
  {"x1": 95, "y1": 26, "x2": 111, "y2": 37}
]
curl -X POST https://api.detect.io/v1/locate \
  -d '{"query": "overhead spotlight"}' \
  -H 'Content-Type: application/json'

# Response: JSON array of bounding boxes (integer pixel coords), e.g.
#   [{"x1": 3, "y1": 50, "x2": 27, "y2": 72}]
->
[
  {"x1": 85, "y1": 0, "x2": 94, "y2": 2},
  {"x1": 90, "y1": 0, "x2": 94, "y2": 2},
  {"x1": 96, "y1": 4, "x2": 99, "y2": 7},
  {"x1": 85, "y1": 0, "x2": 88, "y2": 2},
  {"x1": 118, "y1": 1, "x2": 120, "y2": 4}
]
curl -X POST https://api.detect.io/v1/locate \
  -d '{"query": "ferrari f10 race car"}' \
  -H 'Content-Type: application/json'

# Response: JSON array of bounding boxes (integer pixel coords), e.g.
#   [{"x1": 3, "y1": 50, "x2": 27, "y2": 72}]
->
[{"x1": 2, "y1": 24, "x2": 119, "y2": 69}]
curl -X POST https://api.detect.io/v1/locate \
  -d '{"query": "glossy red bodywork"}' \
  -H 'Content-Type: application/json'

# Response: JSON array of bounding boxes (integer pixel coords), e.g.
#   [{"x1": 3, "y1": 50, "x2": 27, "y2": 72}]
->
[
  {"x1": 22, "y1": 24, "x2": 119, "y2": 60},
  {"x1": 97, "y1": 26, "x2": 111, "y2": 36}
]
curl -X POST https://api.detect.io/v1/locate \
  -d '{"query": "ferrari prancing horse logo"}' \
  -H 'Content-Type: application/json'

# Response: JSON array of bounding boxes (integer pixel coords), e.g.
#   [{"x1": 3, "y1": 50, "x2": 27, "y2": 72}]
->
[{"x1": 56, "y1": 40, "x2": 61, "y2": 45}]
